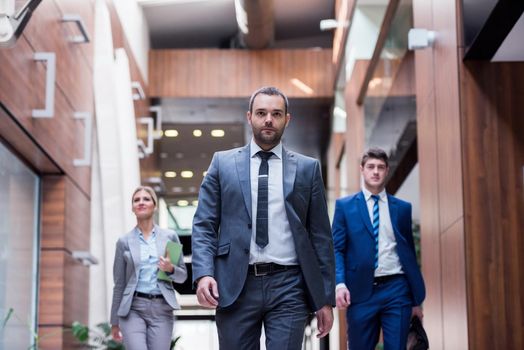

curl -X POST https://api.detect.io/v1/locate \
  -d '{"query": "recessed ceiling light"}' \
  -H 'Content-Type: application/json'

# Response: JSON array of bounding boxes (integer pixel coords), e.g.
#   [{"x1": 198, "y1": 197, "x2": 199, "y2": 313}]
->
[
  {"x1": 160, "y1": 152, "x2": 168, "y2": 158},
  {"x1": 164, "y1": 171, "x2": 176, "y2": 178},
  {"x1": 177, "y1": 200, "x2": 189, "y2": 207},
  {"x1": 211, "y1": 129, "x2": 225, "y2": 137},
  {"x1": 192, "y1": 200, "x2": 198, "y2": 206},
  {"x1": 181, "y1": 170, "x2": 193, "y2": 178},
  {"x1": 164, "y1": 129, "x2": 179, "y2": 137},
  {"x1": 172, "y1": 187, "x2": 183, "y2": 192},
  {"x1": 202, "y1": 171, "x2": 207, "y2": 177},
  {"x1": 290, "y1": 78, "x2": 314, "y2": 95},
  {"x1": 193, "y1": 129, "x2": 202, "y2": 137},
  {"x1": 175, "y1": 153, "x2": 184, "y2": 159}
]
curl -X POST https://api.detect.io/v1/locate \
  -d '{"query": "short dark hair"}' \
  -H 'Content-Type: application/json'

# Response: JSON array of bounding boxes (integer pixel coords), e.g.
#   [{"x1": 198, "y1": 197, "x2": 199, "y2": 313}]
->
[
  {"x1": 248, "y1": 86, "x2": 289, "y2": 115},
  {"x1": 361, "y1": 148, "x2": 389, "y2": 167}
]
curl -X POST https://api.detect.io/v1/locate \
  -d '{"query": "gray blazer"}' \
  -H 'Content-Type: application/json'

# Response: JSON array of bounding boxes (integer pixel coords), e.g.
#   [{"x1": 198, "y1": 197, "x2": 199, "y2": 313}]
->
[
  {"x1": 192, "y1": 145, "x2": 335, "y2": 311},
  {"x1": 110, "y1": 225, "x2": 187, "y2": 325}
]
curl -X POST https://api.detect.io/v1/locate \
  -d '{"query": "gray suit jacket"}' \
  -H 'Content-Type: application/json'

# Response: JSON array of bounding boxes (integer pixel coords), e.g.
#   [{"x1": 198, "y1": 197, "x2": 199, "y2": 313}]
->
[
  {"x1": 192, "y1": 144, "x2": 335, "y2": 311},
  {"x1": 110, "y1": 225, "x2": 187, "y2": 325}
]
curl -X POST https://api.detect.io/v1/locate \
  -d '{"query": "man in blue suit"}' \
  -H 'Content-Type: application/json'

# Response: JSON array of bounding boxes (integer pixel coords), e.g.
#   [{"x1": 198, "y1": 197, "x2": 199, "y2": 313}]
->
[
  {"x1": 332, "y1": 148, "x2": 425, "y2": 350},
  {"x1": 192, "y1": 86, "x2": 335, "y2": 349}
]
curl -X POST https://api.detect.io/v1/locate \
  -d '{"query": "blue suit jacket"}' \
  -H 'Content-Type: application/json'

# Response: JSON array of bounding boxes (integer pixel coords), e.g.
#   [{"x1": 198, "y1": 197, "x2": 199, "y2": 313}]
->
[
  {"x1": 191, "y1": 144, "x2": 335, "y2": 311},
  {"x1": 332, "y1": 191, "x2": 425, "y2": 305}
]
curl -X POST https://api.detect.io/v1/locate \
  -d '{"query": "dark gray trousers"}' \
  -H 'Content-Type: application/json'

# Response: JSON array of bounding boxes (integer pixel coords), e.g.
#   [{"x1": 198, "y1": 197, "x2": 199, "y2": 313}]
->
[
  {"x1": 119, "y1": 296, "x2": 174, "y2": 350},
  {"x1": 215, "y1": 268, "x2": 310, "y2": 350}
]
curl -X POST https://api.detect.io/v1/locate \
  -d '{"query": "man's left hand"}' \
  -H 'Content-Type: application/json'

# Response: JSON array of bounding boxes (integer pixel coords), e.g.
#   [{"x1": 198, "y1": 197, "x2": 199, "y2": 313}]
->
[
  {"x1": 411, "y1": 305, "x2": 423, "y2": 319},
  {"x1": 315, "y1": 305, "x2": 333, "y2": 338}
]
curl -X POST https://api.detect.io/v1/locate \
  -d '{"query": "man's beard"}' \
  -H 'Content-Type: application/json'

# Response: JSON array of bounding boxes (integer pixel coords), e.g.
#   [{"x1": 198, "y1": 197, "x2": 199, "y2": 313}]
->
[{"x1": 254, "y1": 129, "x2": 282, "y2": 146}]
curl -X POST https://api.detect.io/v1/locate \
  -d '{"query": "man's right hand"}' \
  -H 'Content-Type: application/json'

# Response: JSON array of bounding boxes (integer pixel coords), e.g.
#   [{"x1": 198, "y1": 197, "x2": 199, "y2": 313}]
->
[
  {"x1": 196, "y1": 276, "x2": 219, "y2": 308},
  {"x1": 336, "y1": 287, "x2": 351, "y2": 309}
]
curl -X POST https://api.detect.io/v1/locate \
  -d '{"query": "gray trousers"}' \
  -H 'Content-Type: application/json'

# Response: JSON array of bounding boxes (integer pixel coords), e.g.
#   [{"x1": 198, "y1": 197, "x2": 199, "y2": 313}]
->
[
  {"x1": 215, "y1": 268, "x2": 310, "y2": 350},
  {"x1": 119, "y1": 296, "x2": 174, "y2": 350}
]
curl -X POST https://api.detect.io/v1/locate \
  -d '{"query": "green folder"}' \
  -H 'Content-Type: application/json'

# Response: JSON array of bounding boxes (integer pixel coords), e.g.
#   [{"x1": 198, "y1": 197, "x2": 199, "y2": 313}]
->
[{"x1": 157, "y1": 240, "x2": 183, "y2": 282}]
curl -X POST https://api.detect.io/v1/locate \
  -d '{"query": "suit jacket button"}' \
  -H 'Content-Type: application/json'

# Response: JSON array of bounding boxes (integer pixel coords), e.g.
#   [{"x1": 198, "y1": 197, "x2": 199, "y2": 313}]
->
[{"x1": 247, "y1": 223, "x2": 252, "y2": 229}]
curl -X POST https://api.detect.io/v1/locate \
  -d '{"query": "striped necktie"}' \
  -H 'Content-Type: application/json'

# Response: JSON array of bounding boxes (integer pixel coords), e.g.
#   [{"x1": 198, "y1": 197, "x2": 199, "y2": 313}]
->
[
  {"x1": 371, "y1": 194, "x2": 380, "y2": 269},
  {"x1": 256, "y1": 151, "x2": 273, "y2": 248}
]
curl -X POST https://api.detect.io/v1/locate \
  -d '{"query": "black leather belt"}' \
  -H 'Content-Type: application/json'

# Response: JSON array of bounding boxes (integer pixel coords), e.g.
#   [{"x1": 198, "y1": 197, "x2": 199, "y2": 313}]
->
[
  {"x1": 373, "y1": 274, "x2": 404, "y2": 286},
  {"x1": 248, "y1": 263, "x2": 299, "y2": 276},
  {"x1": 134, "y1": 291, "x2": 163, "y2": 299}
]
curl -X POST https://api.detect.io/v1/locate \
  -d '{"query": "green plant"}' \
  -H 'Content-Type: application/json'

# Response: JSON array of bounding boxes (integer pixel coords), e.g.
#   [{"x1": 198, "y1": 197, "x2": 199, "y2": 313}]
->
[
  {"x1": 2, "y1": 307, "x2": 59, "y2": 350},
  {"x1": 72, "y1": 322, "x2": 181, "y2": 350},
  {"x1": 72, "y1": 322, "x2": 124, "y2": 350},
  {"x1": 412, "y1": 221, "x2": 421, "y2": 266}
]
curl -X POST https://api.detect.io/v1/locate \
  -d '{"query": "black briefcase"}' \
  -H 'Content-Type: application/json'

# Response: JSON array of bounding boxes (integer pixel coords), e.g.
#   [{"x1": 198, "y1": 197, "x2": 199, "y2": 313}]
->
[{"x1": 407, "y1": 316, "x2": 429, "y2": 350}]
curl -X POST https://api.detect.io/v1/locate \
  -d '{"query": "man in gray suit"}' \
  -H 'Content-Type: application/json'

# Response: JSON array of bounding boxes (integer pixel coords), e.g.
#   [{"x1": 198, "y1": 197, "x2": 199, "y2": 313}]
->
[{"x1": 192, "y1": 86, "x2": 335, "y2": 349}]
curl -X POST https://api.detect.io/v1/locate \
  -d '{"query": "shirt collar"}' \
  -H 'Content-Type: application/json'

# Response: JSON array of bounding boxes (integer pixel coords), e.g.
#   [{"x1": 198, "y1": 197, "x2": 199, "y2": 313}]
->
[
  {"x1": 362, "y1": 187, "x2": 386, "y2": 202},
  {"x1": 136, "y1": 225, "x2": 157, "y2": 239},
  {"x1": 250, "y1": 138, "x2": 282, "y2": 159}
]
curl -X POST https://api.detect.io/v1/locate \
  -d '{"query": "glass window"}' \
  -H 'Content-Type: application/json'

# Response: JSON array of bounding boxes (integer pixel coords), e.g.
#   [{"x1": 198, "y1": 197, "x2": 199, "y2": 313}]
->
[{"x1": 0, "y1": 141, "x2": 40, "y2": 349}]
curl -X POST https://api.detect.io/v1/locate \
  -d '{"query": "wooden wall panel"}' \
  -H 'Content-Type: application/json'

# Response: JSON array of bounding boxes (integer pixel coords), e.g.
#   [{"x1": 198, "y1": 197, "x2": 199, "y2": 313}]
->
[
  {"x1": 344, "y1": 60, "x2": 367, "y2": 194},
  {"x1": 38, "y1": 250, "x2": 66, "y2": 326},
  {"x1": 38, "y1": 176, "x2": 90, "y2": 349},
  {"x1": 64, "y1": 176, "x2": 91, "y2": 252},
  {"x1": 460, "y1": 61, "x2": 524, "y2": 350},
  {"x1": 24, "y1": 0, "x2": 94, "y2": 113},
  {"x1": 415, "y1": 97, "x2": 444, "y2": 349},
  {"x1": 432, "y1": 0, "x2": 463, "y2": 233},
  {"x1": 149, "y1": 49, "x2": 334, "y2": 98},
  {"x1": 41, "y1": 177, "x2": 66, "y2": 248},
  {"x1": 0, "y1": 37, "x2": 92, "y2": 196},
  {"x1": 56, "y1": 0, "x2": 95, "y2": 70},
  {"x1": 440, "y1": 219, "x2": 468, "y2": 350},
  {"x1": 413, "y1": 0, "x2": 468, "y2": 348}
]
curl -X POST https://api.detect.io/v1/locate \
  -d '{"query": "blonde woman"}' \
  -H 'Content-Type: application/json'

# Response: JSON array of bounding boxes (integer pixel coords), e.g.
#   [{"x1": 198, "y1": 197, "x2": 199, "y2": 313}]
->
[{"x1": 110, "y1": 186, "x2": 187, "y2": 349}]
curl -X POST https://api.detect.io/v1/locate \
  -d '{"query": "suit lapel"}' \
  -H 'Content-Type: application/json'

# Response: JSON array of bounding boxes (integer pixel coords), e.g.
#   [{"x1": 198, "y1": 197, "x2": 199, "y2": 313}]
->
[
  {"x1": 128, "y1": 230, "x2": 141, "y2": 277},
  {"x1": 387, "y1": 194, "x2": 407, "y2": 243},
  {"x1": 357, "y1": 191, "x2": 374, "y2": 238},
  {"x1": 282, "y1": 148, "x2": 297, "y2": 199},
  {"x1": 235, "y1": 145, "x2": 252, "y2": 220},
  {"x1": 388, "y1": 195, "x2": 398, "y2": 230},
  {"x1": 155, "y1": 226, "x2": 167, "y2": 257}
]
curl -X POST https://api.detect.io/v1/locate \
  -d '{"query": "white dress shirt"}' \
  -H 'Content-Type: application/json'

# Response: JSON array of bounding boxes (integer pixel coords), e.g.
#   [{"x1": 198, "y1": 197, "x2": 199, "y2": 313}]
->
[
  {"x1": 336, "y1": 188, "x2": 404, "y2": 291},
  {"x1": 249, "y1": 139, "x2": 297, "y2": 265},
  {"x1": 362, "y1": 187, "x2": 404, "y2": 277}
]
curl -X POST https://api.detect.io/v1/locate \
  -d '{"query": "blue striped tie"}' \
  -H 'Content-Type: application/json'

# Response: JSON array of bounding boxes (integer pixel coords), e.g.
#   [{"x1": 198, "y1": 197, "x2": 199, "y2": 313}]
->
[
  {"x1": 371, "y1": 194, "x2": 380, "y2": 269},
  {"x1": 256, "y1": 151, "x2": 273, "y2": 248}
]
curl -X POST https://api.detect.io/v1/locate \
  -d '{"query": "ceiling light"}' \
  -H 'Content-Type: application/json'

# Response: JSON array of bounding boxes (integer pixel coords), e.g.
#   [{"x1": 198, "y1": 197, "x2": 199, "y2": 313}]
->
[
  {"x1": 192, "y1": 200, "x2": 198, "y2": 206},
  {"x1": 164, "y1": 171, "x2": 176, "y2": 178},
  {"x1": 177, "y1": 200, "x2": 189, "y2": 207},
  {"x1": 172, "y1": 187, "x2": 183, "y2": 193},
  {"x1": 193, "y1": 129, "x2": 202, "y2": 137},
  {"x1": 164, "y1": 129, "x2": 178, "y2": 137},
  {"x1": 181, "y1": 170, "x2": 193, "y2": 178},
  {"x1": 291, "y1": 78, "x2": 314, "y2": 95},
  {"x1": 203, "y1": 171, "x2": 207, "y2": 177},
  {"x1": 211, "y1": 129, "x2": 225, "y2": 137}
]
